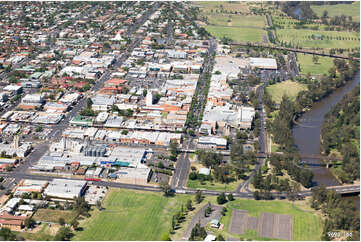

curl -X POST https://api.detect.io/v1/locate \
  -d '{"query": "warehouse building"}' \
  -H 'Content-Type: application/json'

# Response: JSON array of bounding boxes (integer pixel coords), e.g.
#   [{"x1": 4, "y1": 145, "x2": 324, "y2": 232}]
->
[
  {"x1": 249, "y1": 58, "x2": 277, "y2": 70},
  {"x1": 43, "y1": 179, "x2": 87, "y2": 200}
]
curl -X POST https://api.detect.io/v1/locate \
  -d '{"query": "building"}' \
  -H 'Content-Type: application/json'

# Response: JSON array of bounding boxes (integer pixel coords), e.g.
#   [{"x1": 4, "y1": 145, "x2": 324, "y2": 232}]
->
[
  {"x1": 0, "y1": 213, "x2": 26, "y2": 231},
  {"x1": 239, "y1": 106, "x2": 255, "y2": 129},
  {"x1": 43, "y1": 179, "x2": 87, "y2": 200},
  {"x1": 249, "y1": 58, "x2": 277, "y2": 70},
  {"x1": 146, "y1": 90, "x2": 153, "y2": 106},
  {"x1": 197, "y1": 136, "x2": 227, "y2": 150}
]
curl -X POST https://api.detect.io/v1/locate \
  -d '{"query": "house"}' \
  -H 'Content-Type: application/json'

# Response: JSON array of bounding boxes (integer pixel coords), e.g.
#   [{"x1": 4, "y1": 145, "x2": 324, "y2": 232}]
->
[
  {"x1": 210, "y1": 219, "x2": 220, "y2": 228},
  {"x1": 0, "y1": 213, "x2": 27, "y2": 231}
]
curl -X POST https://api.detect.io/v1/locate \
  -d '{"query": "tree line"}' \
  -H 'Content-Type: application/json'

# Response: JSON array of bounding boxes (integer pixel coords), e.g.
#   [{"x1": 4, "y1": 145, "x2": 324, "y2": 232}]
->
[
  {"x1": 321, "y1": 85, "x2": 360, "y2": 183},
  {"x1": 311, "y1": 185, "x2": 360, "y2": 241}
]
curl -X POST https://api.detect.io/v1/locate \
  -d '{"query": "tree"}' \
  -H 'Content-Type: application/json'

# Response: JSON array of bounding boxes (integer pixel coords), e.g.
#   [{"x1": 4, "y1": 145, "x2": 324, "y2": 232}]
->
[
  {"x1": 161, "y1": 232, "x2": 172, "y2": 241},
  {"x1": 71, "y1": 219, "x2": 79, "y2": 230},
  {"x1": 87, "y1": 98, "x2": 93, "y2": 108},
  {"x1": 195, "y1": 190, "x2": 203, "y2": 204},
  {"x1": 189, "y1": 223, "x2": 207, "y2": 241},
  {"x1": 160, "y1": 182, "x2": 173, "y2": 197},
  {"x1": 312, "y1": 55, "x2": 319, "y2": 64},
  {"x1": 0, "y1": 228, "x2": 16, "y2": 241},
  {"x1": 216, "y1": 234, "x2": 225, "y2": 241},
  {"x1": 58, "y1": 217, "x2": 66, "y2": 226},
  {"x1": 217, "y1": 192, "x2": 227, "y2": 205},
  {"x1": 96, "y1": 200, "x2": 102, "y2": 210},
  {"x1": 35, "y1": 125, "x2": 43, "y2": 132},
  {"x1": 253, "y1": 190, "x2": 260, "y2": 200},
  {"x1": 24, "y1": 217, "x2": 35, "y2": 228},
  {"x1": 227, "y1": 193, "x2": 234, "y2": 201},
  {"x1": 186, "y1": 199, "x2": 193, "y2": 211},
  {"x1": 54, "y1": 226, "x2": 73, "y2": 241}
]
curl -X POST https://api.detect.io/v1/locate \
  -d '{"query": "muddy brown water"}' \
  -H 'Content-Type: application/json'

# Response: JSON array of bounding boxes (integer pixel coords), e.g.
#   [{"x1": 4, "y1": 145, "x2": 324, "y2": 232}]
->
[{"x1": 292, "y1": 71, "x2": 360, "y2": 187}]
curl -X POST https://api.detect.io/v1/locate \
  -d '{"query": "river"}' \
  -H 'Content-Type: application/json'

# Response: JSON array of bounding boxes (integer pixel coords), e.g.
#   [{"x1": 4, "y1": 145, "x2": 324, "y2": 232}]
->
[{"x1": 292, "y1": 72, "x2": 360, "y2": 208}]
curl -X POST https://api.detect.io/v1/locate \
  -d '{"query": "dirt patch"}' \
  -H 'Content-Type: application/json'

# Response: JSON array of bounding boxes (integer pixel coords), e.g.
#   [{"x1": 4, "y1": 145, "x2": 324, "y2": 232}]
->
[
  {"x1": 227, "y1": 22, "x2": 232, "y2": 26},
  {"x1": 246, "y1": 216, "x2": 258, "y2": 230},
  {"x1": 228, "y1": 210, "x2": 248, "y2": 234},
  {"x1": 228, "y1": 210, "x2": 293, "y2": 240},
  {"x1": 257, "y1": 212, "x2": 293, "y2": 240}
]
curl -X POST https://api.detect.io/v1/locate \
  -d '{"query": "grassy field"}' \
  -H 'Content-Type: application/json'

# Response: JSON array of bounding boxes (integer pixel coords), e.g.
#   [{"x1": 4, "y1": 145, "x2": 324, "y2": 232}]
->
[
  {"x1": 297, "y1": 53, "x2": 334, "y2": 76},
  {"x1": 215, "y1": 199, "x2": 323, "y2": 241},
  {"x1": 311, "y1": 2, "x2": 360, "y2": 22},
  {"x1": 207, "y1": 13, "x2": 266, "y2": 28},
  {"x1": 199, "y1": 199, "x2": 323, "y2": 240},
  {"x1": 73, "y1": 189, "x2": 191, "y2": 241},
  {"x1": 205, "y1": 25, "x2": 266, "y2": 43},
  {"x1": 275, "y1": 28, "x2": 360, "y2": 49},
  {"x1": 194, "y1": 1, "x2": 266, "y2": 43},
  {"x1": 265, "y1": 80, "x2": 307, "y2": 104},
  {"x1": 33, "y1": 209, "x2": 78, "y2": 224},
  {"x1": 194, "y1": 1, "x2": 250, "y2": 14},
  {"x1": 186, "y1": 179, "x2": 240, "y2": 192}
]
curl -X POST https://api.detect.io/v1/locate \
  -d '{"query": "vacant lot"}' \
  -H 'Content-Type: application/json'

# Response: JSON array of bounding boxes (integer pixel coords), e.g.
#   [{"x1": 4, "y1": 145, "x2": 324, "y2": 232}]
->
[
  {"x1": 73, "y1": 189, "x2": 191, "y2": 241},
  {"x1": 276, "y1": 28, "x2": 360, "y2": 49},
  {"x1": 33, "y1": 209, "x2": 78, "y2": 224},
  {"x1": 297, "y1": 54, "x2": 334, "y2": 76},
  {"x1": 265, "y1": 80, "x2": 307, "y2": 104},
  {"x1": 311, "y1": 2, "x2": 360, "y2": 22},
  {"x1": 221, "y1": 199, "x2": 322, "y2": 241}
]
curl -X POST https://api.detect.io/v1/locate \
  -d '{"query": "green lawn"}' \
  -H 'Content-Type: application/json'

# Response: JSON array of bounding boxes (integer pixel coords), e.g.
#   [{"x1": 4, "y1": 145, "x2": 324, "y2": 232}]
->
[
  {"x1": 297, "y1": 53, "x2": 334, "y2": 76},
  {"x1": 311, "y1": 2, "x2": 360, "y2": 22},
  {"x1": 275, "y1": 28, "x2": 360, "y2": 49},
  {"x1": 195, "y1": 1, "x2": 250, "y2": 14},
  {"x1": 205, "y1": 25, "x2": 266, "y2": 43},
  {"x1": 194, "y1": 2, "x2": 266, "y2": 43},
  {"x1": 207, "y1": 13, "x2": 266, "y2": 28},
  {"x1": 265, "y1": 80, "x2": 307, "y2": 104},
  {"x1": 73, "y1": 189, "x2": 191, "y2": 241},
  {"x1": 33, "y1": 209, "x2": 78, "y2": 224},
  {"x1": 186, "y1": 179, "x2": 241, "y2": 192},
  {"x1": 217, "y1": 199, "x2": 322, "y2": 241}
]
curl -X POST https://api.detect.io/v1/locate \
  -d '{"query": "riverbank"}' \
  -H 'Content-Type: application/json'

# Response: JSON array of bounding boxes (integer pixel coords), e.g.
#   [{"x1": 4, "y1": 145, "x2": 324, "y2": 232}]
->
[{"x1": 293, "y1": 70, "x2": 360, "y2": 186}]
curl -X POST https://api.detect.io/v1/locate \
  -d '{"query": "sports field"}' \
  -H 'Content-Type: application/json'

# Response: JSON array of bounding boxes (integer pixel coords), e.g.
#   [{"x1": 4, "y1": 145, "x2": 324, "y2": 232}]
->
[
  {"x1": 265, "y1": 80, "x2": 307, "y2": 104},
  {"x1": 207, "y1": 14, "x2": 266, "y2": 28},
  {"x1": 195, "y1": 1, "x2": 250, "y2": 14},
  {"x1": 194, "y1": 1, "x2": 266, "y2": 43},
  {"x1": 205, "y1": 25, "x2": 266, "y2": 43},
  {"x1": 311, "y1": 2, "x2": 360, "y2": 22},
  {"x1": 275, "y1": 28, "x2": 360, "y2": 49},
  {"x1": 73, "y1": 189, "x2": 191, "y2": 241},
  {"x1": 297, "y1": 54, "x2": 334, "y2": 76},
  {"x1": 217, "y1": 199, "x2": 323, "y2": 241}
]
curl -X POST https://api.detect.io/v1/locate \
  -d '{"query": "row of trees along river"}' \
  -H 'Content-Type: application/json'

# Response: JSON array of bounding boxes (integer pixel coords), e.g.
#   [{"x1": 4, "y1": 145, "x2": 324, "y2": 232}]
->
[{"x1": 264, "y1": 57, "x2": 359, "y2": 207}]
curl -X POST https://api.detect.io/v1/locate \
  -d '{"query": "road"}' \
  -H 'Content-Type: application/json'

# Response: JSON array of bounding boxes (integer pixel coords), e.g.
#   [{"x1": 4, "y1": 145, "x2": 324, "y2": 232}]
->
[
  {"x1": 236, "y1": 84, "x2": 267, "y2": 193},
  {"x1": 0, "y1": 171, "x2": 358, "y2": 198},
  {"x1": 171, "y1": 138, "x2": 193, "y2": 189}
]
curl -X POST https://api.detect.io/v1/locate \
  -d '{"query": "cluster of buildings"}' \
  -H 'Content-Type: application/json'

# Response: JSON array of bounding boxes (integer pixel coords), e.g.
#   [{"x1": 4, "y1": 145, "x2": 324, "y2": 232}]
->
[{"x1": 0, "y1": 178, "x2": 106, "y2": 230}]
